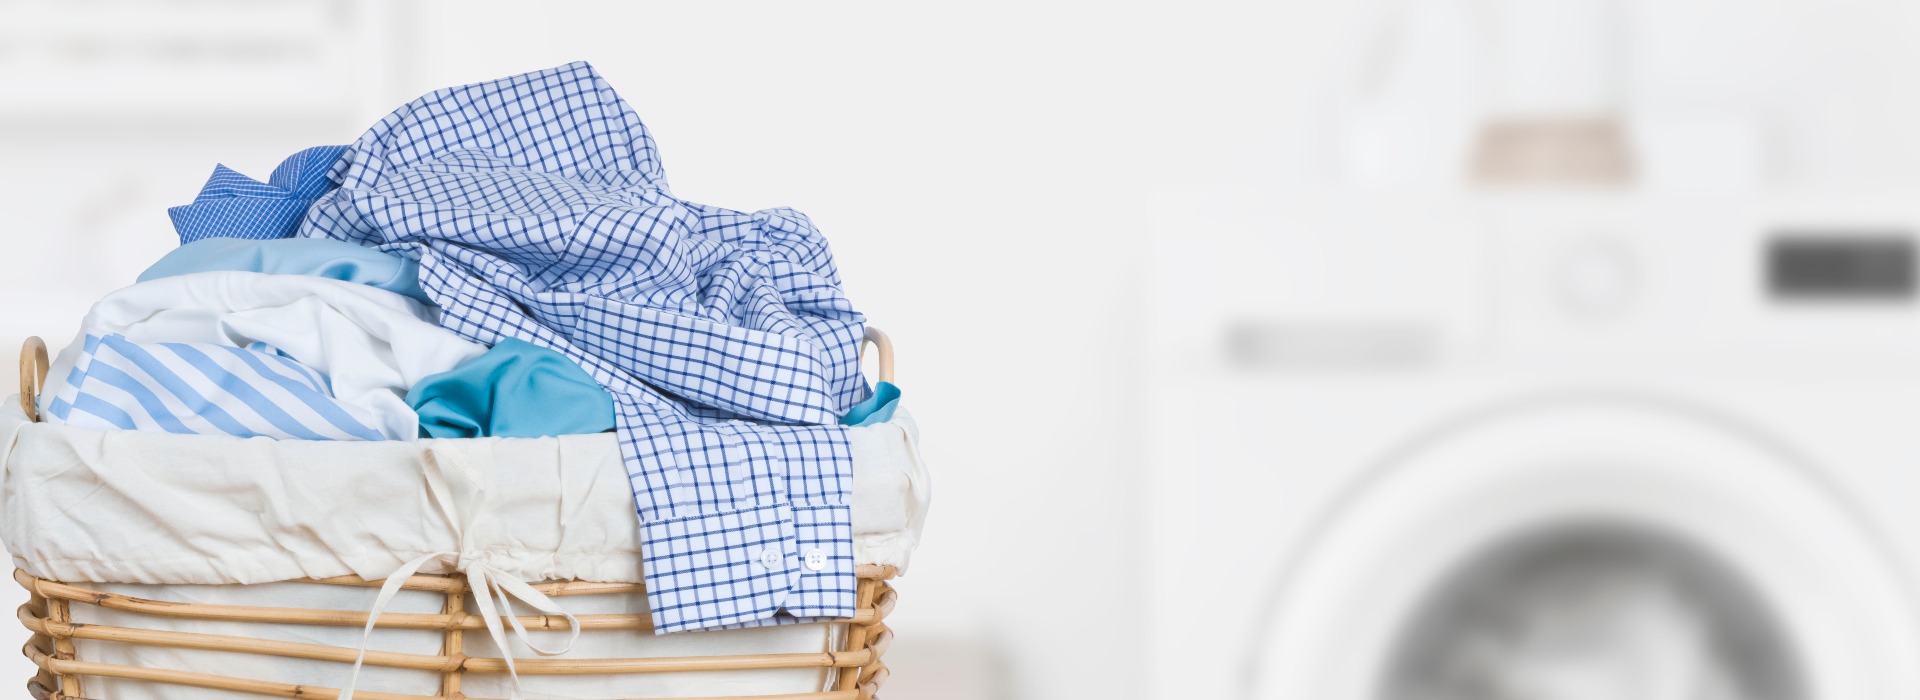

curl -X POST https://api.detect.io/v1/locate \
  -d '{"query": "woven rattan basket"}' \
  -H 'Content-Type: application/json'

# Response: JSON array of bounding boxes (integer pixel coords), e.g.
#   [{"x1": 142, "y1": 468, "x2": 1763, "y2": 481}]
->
[{"x1": 10, "y1": 329, "x2": 901, "y2": 700}]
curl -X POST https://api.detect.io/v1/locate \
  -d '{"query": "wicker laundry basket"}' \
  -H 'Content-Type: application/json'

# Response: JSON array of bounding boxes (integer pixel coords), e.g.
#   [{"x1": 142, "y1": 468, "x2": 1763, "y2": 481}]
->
[{"x1": 9, "y1": 330, "x2": 901, "y2": 700}]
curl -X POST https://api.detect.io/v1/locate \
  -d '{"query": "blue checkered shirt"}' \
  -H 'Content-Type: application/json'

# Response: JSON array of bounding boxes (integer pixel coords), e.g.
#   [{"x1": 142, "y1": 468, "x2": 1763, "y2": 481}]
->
[
  {"x1": 170, "y1": 145, "x2": 347, "y2": 245},
  {"x1": 298, "y1": 62, "x2": 868, "y2": 633}
]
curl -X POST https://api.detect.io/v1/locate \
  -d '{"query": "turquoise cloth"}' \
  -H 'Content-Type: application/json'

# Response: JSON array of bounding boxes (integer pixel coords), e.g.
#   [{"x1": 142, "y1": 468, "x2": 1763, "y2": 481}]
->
[
  {"x1": 139, "y1": 238, "x2": 428, "y2": 303},
  {"x1": 407, "y1": 338, "x2": 616, "y2": 439},
  {"x1": 840, "y1": 381, "x2": 901, "y2": 426}
]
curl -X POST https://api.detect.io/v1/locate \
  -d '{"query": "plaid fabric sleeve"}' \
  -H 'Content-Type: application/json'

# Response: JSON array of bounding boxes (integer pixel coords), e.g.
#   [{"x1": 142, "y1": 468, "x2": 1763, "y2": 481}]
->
[{"x1": 621, "y1": 411, "x2": 856, "y2": 631}]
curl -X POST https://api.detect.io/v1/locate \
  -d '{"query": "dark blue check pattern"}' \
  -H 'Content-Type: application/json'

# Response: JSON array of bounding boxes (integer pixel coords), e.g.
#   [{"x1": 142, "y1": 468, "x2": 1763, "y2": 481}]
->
[
  {"x1": 169, "y1": 145, "x2": 347, "y2": 245},
  {"x1": 298, "y1": 62, "x2": 867, "y2": 632}
]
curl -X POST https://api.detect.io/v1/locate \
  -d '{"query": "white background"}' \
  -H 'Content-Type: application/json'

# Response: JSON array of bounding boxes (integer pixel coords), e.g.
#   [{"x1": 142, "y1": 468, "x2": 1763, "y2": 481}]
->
[{"x1": 7, "y1": 1, "x2": 1920, "y2": 698}]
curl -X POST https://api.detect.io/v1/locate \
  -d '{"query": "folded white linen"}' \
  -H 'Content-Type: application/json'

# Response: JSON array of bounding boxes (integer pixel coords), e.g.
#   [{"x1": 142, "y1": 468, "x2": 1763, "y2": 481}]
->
[
  {"x1": 0, "y1": 398, "x2": 929, "y2": 585},
  {"x1": 42, "y1": 271, "x2": 487, "y2": 440}
]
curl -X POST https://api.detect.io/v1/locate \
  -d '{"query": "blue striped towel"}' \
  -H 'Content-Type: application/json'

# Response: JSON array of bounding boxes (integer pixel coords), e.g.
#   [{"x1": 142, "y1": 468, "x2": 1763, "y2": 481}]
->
[{"x1": 45, "y1": 333, "x2": 391, "y2": 441}]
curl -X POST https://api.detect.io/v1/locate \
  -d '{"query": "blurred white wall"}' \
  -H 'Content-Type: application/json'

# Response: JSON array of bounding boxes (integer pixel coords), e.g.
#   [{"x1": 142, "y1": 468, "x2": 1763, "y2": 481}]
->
[{"x1": 7, "y1": 1, "x2": 1920, "y2": 699}]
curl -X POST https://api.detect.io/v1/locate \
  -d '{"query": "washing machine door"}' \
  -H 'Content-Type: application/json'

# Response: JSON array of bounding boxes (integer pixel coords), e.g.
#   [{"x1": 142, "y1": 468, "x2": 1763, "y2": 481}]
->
[{"x1": 1247, "y1": 395, "x2": 1920, "y2": 700}]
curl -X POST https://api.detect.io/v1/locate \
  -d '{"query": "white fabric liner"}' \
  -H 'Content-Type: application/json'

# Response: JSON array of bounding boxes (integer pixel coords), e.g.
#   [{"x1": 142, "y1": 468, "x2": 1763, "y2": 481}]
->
[{"x1": 0, "y1": 397, "x2": 930, "y2": 699}]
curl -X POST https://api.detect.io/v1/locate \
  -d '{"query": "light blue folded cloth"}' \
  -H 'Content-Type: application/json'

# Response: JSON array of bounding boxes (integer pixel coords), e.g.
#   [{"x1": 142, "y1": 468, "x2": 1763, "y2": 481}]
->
[
  {"x1": 840, "y1": 381, "x2": 901, "y2": 426},
  {"x1": 139, "y1": 237, "x2": 428, "y2": 303},
  {"x1": 407, "y1": 338, "x2": 616, "y2": 439},
  {"x1": 168, "y1": 145, "x2": 347, "y2": 245}
]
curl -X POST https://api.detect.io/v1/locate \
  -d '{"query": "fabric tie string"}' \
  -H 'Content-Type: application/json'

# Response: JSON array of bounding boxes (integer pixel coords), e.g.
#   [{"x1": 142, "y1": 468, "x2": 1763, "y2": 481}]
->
[{"x1": 337, "y1": 445, "x2": 580, "y2": 700}]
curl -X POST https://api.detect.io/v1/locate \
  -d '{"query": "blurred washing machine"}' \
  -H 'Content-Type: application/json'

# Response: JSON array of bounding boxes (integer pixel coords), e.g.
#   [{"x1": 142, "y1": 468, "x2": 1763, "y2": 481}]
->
[
  {"x1": 0, "y1": 0, "x2": 405, "y2": 345},
  {"x1": 1143, "y1": 186, "x2": 1920, "y2": 700}
]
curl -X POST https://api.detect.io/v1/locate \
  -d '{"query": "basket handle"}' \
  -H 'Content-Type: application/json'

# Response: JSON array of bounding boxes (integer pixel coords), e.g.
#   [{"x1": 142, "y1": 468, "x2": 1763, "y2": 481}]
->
[
  {"x1": 10, "y1": 329, "x2": 893, "y2": 424},
  {"x1": 862, "y1": 327, "x2": 894, "y2": 385},
  {"x1": 19, "y1": 336, "x2": 47, "y2": 423}
]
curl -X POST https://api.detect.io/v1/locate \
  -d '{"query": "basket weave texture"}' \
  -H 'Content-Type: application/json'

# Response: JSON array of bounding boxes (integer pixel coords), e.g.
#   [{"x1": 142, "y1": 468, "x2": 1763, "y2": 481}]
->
[{"x1": 16, "y1": 567, "x2": 897, "y2": 700}]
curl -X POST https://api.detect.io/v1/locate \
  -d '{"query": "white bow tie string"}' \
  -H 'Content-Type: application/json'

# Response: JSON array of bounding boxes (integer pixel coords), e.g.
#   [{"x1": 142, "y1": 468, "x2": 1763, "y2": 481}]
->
[{"x1": 337, "y1": 445, "x2": 581, "y2": 700}]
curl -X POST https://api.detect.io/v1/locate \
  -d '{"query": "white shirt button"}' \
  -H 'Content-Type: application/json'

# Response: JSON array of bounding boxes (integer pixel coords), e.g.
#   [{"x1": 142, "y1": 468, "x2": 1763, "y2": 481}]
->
[
  {"x1": 759, "y1": 548, "x2": 783, "y2": 569},
  {"x1": 804, "y1": 548, "x2": 827, "y2": 571}
]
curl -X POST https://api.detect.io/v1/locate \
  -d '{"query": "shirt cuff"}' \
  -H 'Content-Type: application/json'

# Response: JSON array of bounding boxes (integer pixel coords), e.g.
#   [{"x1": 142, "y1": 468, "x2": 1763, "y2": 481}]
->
[
  {"x1": 639, "y1": 502, "x2": 799, "y2": 633},
  {"x1": 778, "y1": 502, "x2": 857, "y2": 618},
  {"x1": 637, "y1": 501, "x2": 858, "y2": 633},
  {"x1": 706, "y1": 502, "x2": 857, "y2": 631}
]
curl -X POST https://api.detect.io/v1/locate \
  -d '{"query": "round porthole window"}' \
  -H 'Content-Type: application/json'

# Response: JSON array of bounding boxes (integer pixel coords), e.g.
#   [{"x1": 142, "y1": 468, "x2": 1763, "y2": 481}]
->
[
  {"x1": 1379, "y1": 521, "x2": 1804, "y2": 700},
  {"x1": 1244, "y1": 397, "x2": 1920, "y2": 700}
]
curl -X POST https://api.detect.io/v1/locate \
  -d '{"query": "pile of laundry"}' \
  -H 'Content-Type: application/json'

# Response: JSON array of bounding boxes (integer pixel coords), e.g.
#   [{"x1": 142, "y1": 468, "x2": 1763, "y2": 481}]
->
[{"x1": 38, "y1": 62, "x2": 899, "y2": 634}]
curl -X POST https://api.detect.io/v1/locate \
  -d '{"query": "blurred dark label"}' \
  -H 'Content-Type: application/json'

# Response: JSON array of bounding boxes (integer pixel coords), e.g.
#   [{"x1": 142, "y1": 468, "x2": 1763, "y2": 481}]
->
[
  {"x1": 1768, "y1": 235, "x2": 1914, "y2": 302},
  {"x1": 1225, "y1": 320, "x2": 1437, "y2": 371}
]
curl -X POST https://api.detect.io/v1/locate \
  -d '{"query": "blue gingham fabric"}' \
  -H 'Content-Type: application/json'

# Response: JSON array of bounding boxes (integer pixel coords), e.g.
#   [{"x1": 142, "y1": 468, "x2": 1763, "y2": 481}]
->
[
  {"x1": 46, "y1": 333, "x2": 390, "y2": 441},
  {"x1": 169, "y1": 145, "x2": 346, "y2": 245},
  {"x1": 299, "y1": 62, "x2": 868, "y2": 633}
]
